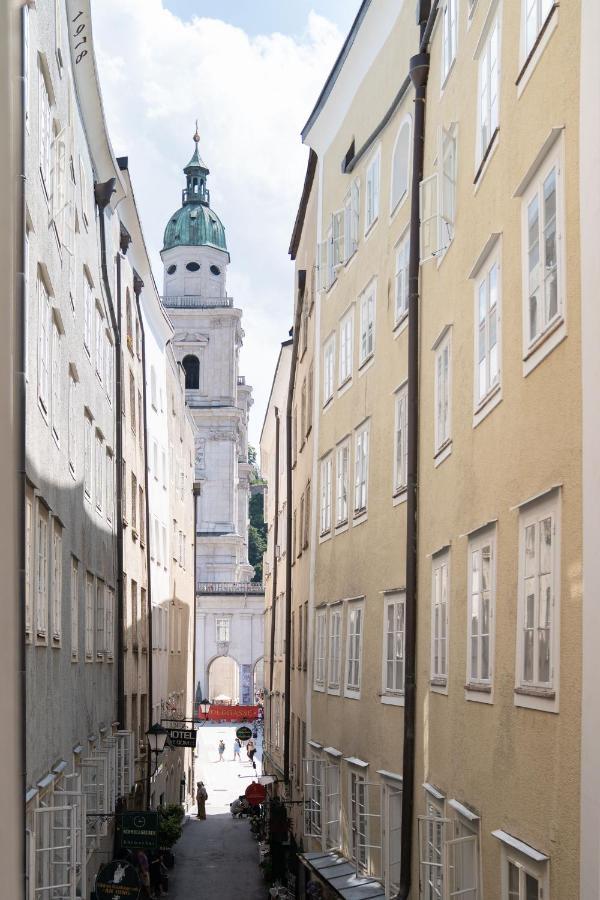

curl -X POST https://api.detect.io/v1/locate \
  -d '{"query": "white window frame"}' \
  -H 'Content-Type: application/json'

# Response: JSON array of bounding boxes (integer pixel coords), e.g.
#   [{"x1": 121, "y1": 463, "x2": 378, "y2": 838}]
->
[
  {"x1": 35, "y1": 502, "x2": 49, "y2": 642},
  {"x1": 520, "y1": 143, "x2": 565, "y2": 372},
  {"x1": 383, "y1": 780, "x2": 403, "y2": 895},
  {"x1": 320, "y1": 455, "x2": 332, "y2": 536},
  {"x1": 466, "y1": 527, "x2": 496, "y2": 700},
  {"x1": 95, "y1": 304, "x2": 104, "y2": 382},
  {"x1": 474, "y1": 248, "x2": 501, "y2": 414},
  {"x1": 68, "y1": 370, "x2": 77, "y2": 476},
  {"x1": 335, "y1": 440, "x2": 350, "y2": 527},
  {"x1": 345, "y1": 601, "x2": 364, "y2": 698},
  {"x1": 38, "y1": 277, "x2": 51, "y2": 415},
  {"x1": 522, "y1": 0, "x2": 554, "y2": 59},
  {"x1": 353, "y1": 423, "x2": 369, "y2": 517},
  {"x1": 382, "y1": 592, "x2": 405, "y2": 705},
  {"x1": 394, "y1": 232, "x2": 410, "y2": 325},
  {"x1": 434, "y1": 328, "x2": 452, "y2": 457},
  {"x1": 38, "y1": 65, "x2": 53, "y2": 194},
  {"x1": 25, "y1": 488, "x2": 34, "y2": 639},
  {"x1": 105, "y1": 587, "x2": 114, "y2": 660},
  {"x1": 332, "y1": 209, "x2": 345, "y2": 268},
  {"x1": 85, "y1": 572, "x2": 94, "y2": 660},
  {"x1": 440, "y1": 125, "x2": 457, "y2": 252},
  {"x1": 70, "y1": 556, "x2": 79, "y2": 661},
  {"x1": 339, "y1": 308, "x2": 354, "y2": 387},
  {"x1": 349, "y1": 770, "x2": 368, "y2": 871},
  {"x1": 359, "y1": 283, "x2": 376, "y2": 367},
  {"x1": 419, "y1": 795, "x2": 449, "y2": 900},
  {"x1": 515, "y1": 489, "x2": 560, "y2": 712},
  {"x1": 390, "y1": 116, "x2": 411, "y2": 215},
  {"x1": 441, "y1": 0, "x2": 458, "y2": 86},
  {"x1": 325, "y1": 761, "x2": 341, "y2": 849},
  {"x1": 393, "y1": 383, "x2": 408, "y2": 497},
  {"x1": 314, "y1": 610, "x2": 327, "y2": 690},
  {"x1": 96, "y1": 580, "x2": 105, "y2": 660},
  {"x1": 344, "y1": 179, "x2": 360, "y2": 261},
  {"x1": 476, "y1": 14, "x2": 500, "y2": 168},
  {"x1": 83, "y1": 274, "x2": 93, "y2": 354},
  {"x1": 216, "y1": 617, "x2": 230, "y2": 643},
  {"x1": 95, "y1": 430, "x2": 104, "y2": 514},
  {"x1": 365, "y1": 148, "x2": 381, "y2": 234},
  {"x1": 304, "y1": 756, "x2": 324, "y2": 839},
  {"x1": 323, "y1": 335, "x2": 335, "y2": 406},
  {"x1": 51, "y1": 519, "x2": 62, "y2": 644},
  {"x1": 431, "y1": 551, "x2": 450, "y2": 689},
  {"x1": 497, "y1": 834, "x2": 549, "y2": 900},
  {"x1": 327, "y1": 607, "x2": 342, "y2": 692},
  {"x1": 51, "y1": 313, "x2": 62, "y2": 442}
]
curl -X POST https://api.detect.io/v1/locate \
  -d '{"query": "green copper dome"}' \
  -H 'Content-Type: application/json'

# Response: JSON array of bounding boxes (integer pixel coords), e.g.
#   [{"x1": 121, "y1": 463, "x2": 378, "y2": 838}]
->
[{"x1": 162, "y1": 128, "x2": 228, "y2": 254}]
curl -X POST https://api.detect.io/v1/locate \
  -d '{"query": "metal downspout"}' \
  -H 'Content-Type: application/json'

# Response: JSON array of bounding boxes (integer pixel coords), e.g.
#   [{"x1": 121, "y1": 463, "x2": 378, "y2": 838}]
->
[
  {"x1": 268, "y1": 408, "x2": 280, "y2": 757},
  {"x1": 95, "y1": 181, "x2": 126, "y2": 735},
  {"x1": 284, "y1": 270, "x2": 306, "y2": 785}
]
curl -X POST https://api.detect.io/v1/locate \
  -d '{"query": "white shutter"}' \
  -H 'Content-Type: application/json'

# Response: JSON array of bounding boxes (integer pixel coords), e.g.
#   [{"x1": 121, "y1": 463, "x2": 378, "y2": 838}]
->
[
  {"x1": 303, "y1": 757, "x2": 324, "y2": 839},
  {"x1": 82, "y1": 754, "x2": 108, "y2": 842},
  {"x1": 386, "y1": 788, "x2": 402, "y2": 895},
  {"x1": 33, "y1": 804, "x2": 77, "y2": 899},
  {"x1": 116, "y1": 730, "x2": 135, "y2": 797},
  {"x1": 54, "y1": 773, "x2": 87, "y2": 893},
  {"x1": 445, "y1": 834, "x2": 479, "y2": 899},
  {"x1": 356, "y1": 782, "x2": 383, "y2": 879},
  {"x1": 332, "y1": 210, "x2": 345, "y2": 267},
  {"x1": 420, "y1": 174, "x2": 440, "y2": 263},
  {"x1": 418, "y1": 815, "x2": 451, "y2": 900},
  {"x1": 318, "y1": 241, "x2": 329, "y2": 292},
  {"x1": 324, "y1": 765, "x2": 341, "y2": 850}
]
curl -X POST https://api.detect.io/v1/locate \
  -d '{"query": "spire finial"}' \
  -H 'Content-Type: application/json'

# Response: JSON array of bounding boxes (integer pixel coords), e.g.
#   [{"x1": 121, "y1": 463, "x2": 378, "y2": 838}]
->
[{"x1": 193, "y1": 120, "x2": 200, "y2": 144}]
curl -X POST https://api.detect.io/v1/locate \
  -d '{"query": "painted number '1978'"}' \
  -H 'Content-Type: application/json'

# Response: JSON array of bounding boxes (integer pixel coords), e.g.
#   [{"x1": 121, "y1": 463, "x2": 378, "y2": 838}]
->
[{"x1": 71, "y1": 11, "x2": 88, "y2": 64}]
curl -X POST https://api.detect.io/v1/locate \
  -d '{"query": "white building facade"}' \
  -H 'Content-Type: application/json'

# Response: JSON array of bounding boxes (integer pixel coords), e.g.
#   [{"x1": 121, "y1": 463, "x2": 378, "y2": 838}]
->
[{"x1": 161, "y1": 134, "x2": 264, "y2": 704}]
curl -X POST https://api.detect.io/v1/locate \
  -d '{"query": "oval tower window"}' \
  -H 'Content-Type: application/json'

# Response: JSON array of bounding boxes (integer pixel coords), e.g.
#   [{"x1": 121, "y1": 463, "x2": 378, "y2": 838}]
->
[
  {"x1": 167, "y1": 264, "x2": 177, "y2": 275},
  {"x1": 186, "y1": 261, "x2": 200, "y2": 272},
  {"x1": 210, "y1": 265, "x2": 221, "y2": 276}
]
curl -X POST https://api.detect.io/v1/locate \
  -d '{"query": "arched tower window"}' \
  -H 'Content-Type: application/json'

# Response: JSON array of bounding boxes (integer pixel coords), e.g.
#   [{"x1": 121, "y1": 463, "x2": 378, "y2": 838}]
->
[{"x1": 182, "y1": 354, "x2": 200, "y2": 390}]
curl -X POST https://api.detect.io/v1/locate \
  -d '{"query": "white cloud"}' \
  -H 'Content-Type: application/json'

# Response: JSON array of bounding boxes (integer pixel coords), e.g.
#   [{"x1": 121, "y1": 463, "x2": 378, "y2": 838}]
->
[{"x1": 92, "y1": 1, "x2": 344, "y2": 445}]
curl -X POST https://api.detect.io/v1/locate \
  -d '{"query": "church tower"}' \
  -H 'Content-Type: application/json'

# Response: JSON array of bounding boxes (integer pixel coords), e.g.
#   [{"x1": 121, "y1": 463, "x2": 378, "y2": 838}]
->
[{"x1": 161, "y1": 129, "x2": 262, "y2": 705}]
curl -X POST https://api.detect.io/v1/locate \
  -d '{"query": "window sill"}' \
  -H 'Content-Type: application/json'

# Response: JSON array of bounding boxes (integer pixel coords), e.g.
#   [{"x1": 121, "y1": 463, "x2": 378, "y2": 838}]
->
[
  {"x1": 337, "y1": 376, "x2": 352, "y2": 398},
  {"x1": 364, "y1": 217, "x2": 379, "y2": 240},
  {"x1": 465, "y1": 682, "x2": 493, "y2": 704},
  {"x1": 523, "y1": 316, "x2": 566, "y2": 376},
  {"x1": 344, "y1": 688, "x2": 361, "y2": 701},
  {"x1": 515, "y1": 685, "x2": 555, "y2": 699},
  {"x1": 358, "y1": 354, "x2": 375, "y2": 376},
  {"x1": 516, "y1": 4, "x2": 559, "y2": 97},
  {"x1": 352, "y1": 508, "x2": 368, "y2": 528},
  {"x1": 430, "y1": 677, "x2": 448, "y2": 695},
  {"x1": 514, "y1": 684, "x2": 558, "y2": 714},
  {"x1": 381, "y1": 693, "x2": 405, "y2": 707},
  {"x1": 440, "y1": 56, "x2": 456, "y2": 94},
  {"x1": 319, "y1": 529, "x2": 331, "y2": 544},
  {"x1": 322, "y1": 396, "x2": 333, "y2": 412},
  {"x1": 327, "y1": 684, "x2": 341, "y2": 696},
  {"x1": 433, "y1": 440, "x2": 452, "y2": 467},
  {"x1": 335, "y1": 518, "x2": 349, "y2": 535},
  {"x1": 390, "y1": 190, "x2": 409, "y2": 224},
  {"x1": 313, "y1": 683, "x2": 326, "y2": 693},
  {"x1": 393, "y1": 487, "x2": 407, "y2": 507},
  {"x1": 473, "y1": 383, "x2": 502, "y2": 428},
  {"x1": 473, "y1": 128, "x2": 500, "y2": 189},
  {"x1": 393, "y1": 313, "x2": 408, "y2": 339}
]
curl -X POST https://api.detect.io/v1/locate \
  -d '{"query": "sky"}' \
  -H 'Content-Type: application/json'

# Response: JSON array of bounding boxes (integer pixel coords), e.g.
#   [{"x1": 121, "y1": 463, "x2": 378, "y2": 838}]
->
[{"x1": 92, "y1": 0, "x2": 362, "y2": 447}]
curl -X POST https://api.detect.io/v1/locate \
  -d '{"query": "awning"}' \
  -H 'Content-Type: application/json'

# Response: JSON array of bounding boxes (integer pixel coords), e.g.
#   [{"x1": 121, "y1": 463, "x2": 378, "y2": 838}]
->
[{"x1": 300, "y1": 851, "x2": 386, "y2": 899}]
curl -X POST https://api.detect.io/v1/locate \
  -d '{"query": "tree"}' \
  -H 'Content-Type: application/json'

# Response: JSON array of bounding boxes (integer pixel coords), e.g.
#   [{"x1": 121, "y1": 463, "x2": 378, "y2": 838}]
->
[{"x1": 248, "y1": 489, "x2": 267, "y2": 582}]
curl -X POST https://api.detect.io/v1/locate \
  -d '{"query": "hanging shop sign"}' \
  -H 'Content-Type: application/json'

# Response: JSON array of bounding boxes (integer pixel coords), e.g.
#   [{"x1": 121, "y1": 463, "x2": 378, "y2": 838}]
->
[
  {"x1": 167, "y1": 727, "x2": 197, "y2": 748},
  {"x1": 120, "y1": 811, "x2": 159, "y2": 850},
  {"x1": 201, "y1": 703, "x2": 259, "y2": 722},
  {"x1": 95, "y1": 860, "x2": 140, "y2": 900},
  {"x1": 236, "y1": 725, "x2": 253, "y2": 742},
  {"x1": 245, "y1": 782, "x2": 267, "y2": 805}
]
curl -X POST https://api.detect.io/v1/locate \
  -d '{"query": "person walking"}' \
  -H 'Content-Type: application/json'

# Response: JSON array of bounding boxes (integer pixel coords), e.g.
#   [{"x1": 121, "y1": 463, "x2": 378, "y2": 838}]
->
[
  {"x1": 233, "y1": 737, "x2": 241, "y2": 761},
  {"x1": 246, "y1": 738, "x2": 257, "y2": 771},
  {"x1": 135, "y1": 849, "x2": 152, "y2": 899},
  {"x1": 196, "y1": 781, "x2": 208, "y2": 819},
  {"x1": 218, "y1": 739, "x2": 225, "y2": 761}
]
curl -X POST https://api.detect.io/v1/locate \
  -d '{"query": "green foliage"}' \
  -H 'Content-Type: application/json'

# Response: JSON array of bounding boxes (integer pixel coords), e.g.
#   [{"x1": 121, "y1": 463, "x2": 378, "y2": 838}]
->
[
  {"x1": 248, "y1": 489, "x2": 267, "y2": 583},
  {"x1": 158, "y1": 805, "x2": 184, "y2": 849}
]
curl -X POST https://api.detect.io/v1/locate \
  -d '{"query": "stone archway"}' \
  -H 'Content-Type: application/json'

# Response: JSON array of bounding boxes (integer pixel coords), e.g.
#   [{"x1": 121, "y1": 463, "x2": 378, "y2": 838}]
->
[
  {"x1": 253, "y1": 657, "x2": 264, "y2": 698},
  {"x1": 207, "y1": 656, "x2": 239, "y2": 703}
]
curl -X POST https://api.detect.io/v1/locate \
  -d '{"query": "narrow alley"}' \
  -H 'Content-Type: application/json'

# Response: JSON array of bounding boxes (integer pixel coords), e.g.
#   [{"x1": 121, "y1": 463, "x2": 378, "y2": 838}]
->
[{"x1": 168, "y1": 724, "x2": 266, "y2": 900}]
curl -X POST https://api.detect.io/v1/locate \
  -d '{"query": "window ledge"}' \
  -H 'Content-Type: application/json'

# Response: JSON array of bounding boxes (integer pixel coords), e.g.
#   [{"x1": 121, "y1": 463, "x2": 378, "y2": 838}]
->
[
  {"x1": 523, "y1": 316, "x2": 566, "y2": 376},
  {"x1": 431, "y1": 676, "x2": 447, "y2": 688},
  {"x1": 337, "y1": 376, "x2": 352, "y2": 397},
  {"x1": 473, "y1": 383, "x2": 502, "y2": 427},
  {"x1": 514, "y1": 685, "x2": 555, "y2": 699},
  {"x1": 353, "y1": 508, "x2": 368, "y2": 527},
  {"x1": 322, "y1": 397, "x2": 333, "y2": 412},
  {"x1": 358, "y1": 353, "x2": 374, "y2": 373},
  {"x1": 393, "y1": 313, "x2": 409, "y2": 338},
  {"x1": 516, "y1": 4, "x2": 559, "y2": 95},
  {"x1": 434, "y1": 440, "x2": 452, "y2": 467},
  {"x1": 364, "y1": 217, "x2": 379, "y2": 240},
  {"x1": 335, "y1": 518, "x2": 349, "y2": 533},
  {"x1": 465, "y1": 682, "x2": 492, "y2": 693},
  {"x1": 327, "y1": 685, "x2": 341, "y2": 696},
  {"x1": 390, "y1": 190, "x2": 409, "y2": 223},
  {"x1": 381, "y1": 693, "x2": 405, "y2": 707},
  {"x1": 344, "y1": 688, "x2": 361, "y2": 701},
  {"x1": 440, "y1": 56, "x2": 457, "y2": 93},
  {"x1": 473, "y1": 127, "x2": 500, "y2": 188}
]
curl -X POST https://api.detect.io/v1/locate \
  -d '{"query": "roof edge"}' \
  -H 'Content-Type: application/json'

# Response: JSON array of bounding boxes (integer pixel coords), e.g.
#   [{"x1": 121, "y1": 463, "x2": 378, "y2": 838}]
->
[
  {"x1": 301, "y1": 0, "x2": 373, "y2": 142},
  {"x1": 289, "y1": 149, "x2": 318, "y2": 260}
]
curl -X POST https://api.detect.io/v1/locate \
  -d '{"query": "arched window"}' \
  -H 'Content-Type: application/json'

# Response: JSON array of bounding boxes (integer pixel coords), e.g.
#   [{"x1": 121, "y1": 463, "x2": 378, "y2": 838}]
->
[
  {"x1": 391, "y1": 118, "x2": 411, "y2": 213},
  {"x1": 182, "y1": 354, "x2": 200, "y2": 390}
]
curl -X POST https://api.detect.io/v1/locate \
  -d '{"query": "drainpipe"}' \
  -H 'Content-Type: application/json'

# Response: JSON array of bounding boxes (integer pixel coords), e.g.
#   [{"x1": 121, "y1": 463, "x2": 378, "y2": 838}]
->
[
  {"x1": 268, "y1": 407, "x2": 280, "y2": 756},
  {"x1": 283, "y1": 270, "x2": 306, "y2": 785},
  {"x1": 192, "y1": 482, "x2": 200, "y2": 715},
  {"x1": 95, "y1": 179, "x2": 126, "y2": 730},
  {"x1": 398, "y1": 3, "x2": 432, "y2": 898},
  {"x1": 132, "y1": 273, "x2": 154, "y2": 809}
]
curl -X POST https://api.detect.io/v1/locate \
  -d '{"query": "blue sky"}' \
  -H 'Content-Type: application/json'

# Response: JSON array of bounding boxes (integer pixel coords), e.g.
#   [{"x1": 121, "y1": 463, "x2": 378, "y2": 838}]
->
[{"x1": 162, "y1": 0, "x2": 361, "y2": 37}]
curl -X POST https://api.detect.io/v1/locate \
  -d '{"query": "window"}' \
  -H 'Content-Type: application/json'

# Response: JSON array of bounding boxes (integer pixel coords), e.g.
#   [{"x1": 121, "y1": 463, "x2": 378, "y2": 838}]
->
[
  {"x1": 468, "y1": 529, "x2": 495, "y2": 690},
  {"x1": 79, "y1": 155, "x2": 89, "y2": 227},
  {"x1": 182, "y1": 355, "x2": 200, "y2": 390},
  {"x1": 105, "y1": 587, "x2": 114, "y2": 659},
  {"x1": 517, "y1": 491, "x2": 559, "y2": 701},
  {"x1": 129, "y1": 371, "x2": 136, "y2": 434},
  {"x1": 524, "y1": 0, "x2": 554, "y2": 56},
  {"x1": 523, "y1": 153, "x2": 561, "y2": 349},
  {"x1": 131, "y1": 579, "x2": 138, "y2": 649},
  {"x1": 434, "y1": 330, "x2": 452, "y2": 453},
  {"x1": 332, "y1": 209, "x2": 345, "y2": 267},
  {"x1": 83, "y1": 275, "x2": 93, "y2": 353},
  {"x1": 325, "y1": 762, "x2": 341, "y2": 849},
  {"x1": 106, "y1": 450, "x2": 114, "y2": 525},
  {"x1": 105, "y1": 333, "x2": 114, "y2": 400},
  {"x1": 441, "y1": 0, "x2": 457, "y2": 83},
  {"x1": 39, "y1": 66, "x2": 52, "y2": 191},
  {"x1": 307, "y1": 363, "x2": 314, "y2": 433},
  {"x1": 25, "y1": 490, "x2": 33, "y2": 638},
  {"x1": 85, "y1": 572, "x2": 94, "y2": 659},
  {"x1": 300, "y1": 379, "x2": 307, "y2": 443},
  {"x1": 384, "y1": 593, "x2": 405, "y2": 696},
  {"x1": 303, "y1": 602, "x2": 308, "y2": 669},
  {"x1": 186, "y1": 261, "x2": 200, "y2": 272},
  {"x1": 323, "y1": 336, "x2": 335, "y2": 405},
  {"x1": 125, "y1": 290, "x2": 133, "y2": 352},
  {"x1": 139, "y1": 486, "x2": 145, "y2": 545},
  {"x1": 50, "y1": 316, "x2": 61, "y2": 439},
  {"x1": 35, "y1": 504, "x2": 49, "y2": 639},
  {"x1": 320, "y1": 456, "x2": 332, "y2": 536},
  {"x1": 328, "y1": 608, "x2": 342, "y2": 689},
  {"x1": 38, "y1": 278, "x2": 51, "y2": 413},
  {"x1": 314, "y1": 611, "x2": 327, "y2": 688},
  {"x1": 350, "y1": 772, "x2": 367, "y2": 870},
  {"x1": 475, "y1": 260, "x2": 500, "y2": 405},
  {"x1": 344, "y1": 178, "x2": 360, "y2": 260},
  {"x1": 477, "y1": 18, "x2": 499, "y2": 164},
  {"x1": 95, "y1": 306, "x2": 104, "y2": 381},
  {"x1": 51, "y1": 520, "x2": 62, "y2": 643},
  {"x1": 394, "y1": 384, "x2": 408, "y2": 495},
  {"x1": 346, "y1": 603, "x2": 363, "y2": 695},
  {"x1": 441, "y1": 127, "x2": 457, "y2": 249},
  {"x1": 391, "y1": 119, "x2": 411, "y2": 213},
  {"x1": 304, "y1": 757, "x2": 324, "y2": 837},
  {"x1": 96, "y1": 581, "x2": 105, "y2": 659},
  {"x1": 138, "y1": 391, "x2": 143, "y2": 448},
  {"x1": 365, "y1": 149, "x2": 380, "y2": 232},
  {"x1": 304, "y1": 482, "x2": 311, "y2": 549},
  {"x1": 507, "y1": 861, "x2": 541, "y2": 899},
  {"x1": 83, "y1": 413, "x2": 92, "y2": 501},
  {"x1": 339, "y1": 309, "x2": 353, "y2": 385},
  {"x1": 354, "y1": 424, "x2": 369, "y2": 515},
  {"x1": 68, "y1": 372, "x2": 77, "y2": 474},
  {"x1": 431, "y1": 553, "x2": 449, "y2": 684},
  {"x1": 419, "y1": 798, "x2": 446, "y2": 900},
  {"x1": 95, "y1": 431, "x2": 103, "y2": 513},
  {"x1": 216, "y1": 618, "x2": 230, "y2": 643},
  {"x1": 131, "y1": 473, "x2": 137, "y2": 531},
  {"x1": 359, "y1": 285, "x2": 375, "y2": 365},
  {"x1": 71, "y1": 557, "x2": 79, "y2": 660},
  {"x1": 336, "y1": 441, "x2": 349, "y2": 526},
  {"x1": 150, "y1": 366, "x2": 157, "y2": 408},
  {"x1": 395, "y1": 234, "x2": 410, "y2": 323}
]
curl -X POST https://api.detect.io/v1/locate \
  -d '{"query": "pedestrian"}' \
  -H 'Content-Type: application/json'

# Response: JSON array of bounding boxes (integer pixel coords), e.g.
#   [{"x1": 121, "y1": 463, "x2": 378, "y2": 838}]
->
[
  {"x1": 148, "y1": 850, "x2": 165, "y2": 898},
  {"x1": 246, "y1": 738, "x2": 257, "y2": 771},
  {"x1": 233, "y1": 737, "x2": 241, "y2": 761},
  {"x1": 218, "y1": 738, "x2": 225, "y2": 761},
  {"x1": 135, "y1": 849, "x2": 152, "y2": 899},
  {"x1": 196, "y1": 781, "x2": 208, "y2": 819}
]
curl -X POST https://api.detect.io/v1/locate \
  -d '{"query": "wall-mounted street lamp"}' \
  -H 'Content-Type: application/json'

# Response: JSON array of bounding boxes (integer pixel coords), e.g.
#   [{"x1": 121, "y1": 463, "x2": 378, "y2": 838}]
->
[
  {"x1": 146, "y1": 722, "x2": 168, "y2": 778},
  {"x1": 199, "y1": 698, "x2": 211, "y2": 723}
]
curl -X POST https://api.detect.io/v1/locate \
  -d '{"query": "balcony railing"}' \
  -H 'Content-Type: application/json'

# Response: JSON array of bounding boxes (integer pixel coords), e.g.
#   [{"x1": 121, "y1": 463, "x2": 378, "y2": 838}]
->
[
  {"x1": 197, "y1": 581, "x2": 264, "y2": 595},
  {"x1": 161, "y1": 295, "x2": 233, "y2": 309}
]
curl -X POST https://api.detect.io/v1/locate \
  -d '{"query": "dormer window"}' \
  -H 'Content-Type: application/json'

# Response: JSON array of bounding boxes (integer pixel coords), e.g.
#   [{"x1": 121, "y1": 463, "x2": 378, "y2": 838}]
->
[
  {"x1": 167, "y1": 265, "x2": 177, "y2": 275},
  {"x1": 186, "y1": 262, "x2": 200, "y2": 272}
]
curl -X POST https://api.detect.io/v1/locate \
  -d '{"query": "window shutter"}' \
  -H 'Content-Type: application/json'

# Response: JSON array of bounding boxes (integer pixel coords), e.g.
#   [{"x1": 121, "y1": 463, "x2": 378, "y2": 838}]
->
[
  {"x1": 33, "y1": 803, "x2": 77, "y2": 900},
  {"x1": 355, "y1": 782, "x2": 383, "y2": 879},
  {"x1": 303, "y1": 758, "x2": 324, "y2": 838},
  {"x1": 445, "y1": 834, "x2": 479, "y2": 898},
  {"x1": 420, "y1": 174, "x2": 439, "y2": 262}
]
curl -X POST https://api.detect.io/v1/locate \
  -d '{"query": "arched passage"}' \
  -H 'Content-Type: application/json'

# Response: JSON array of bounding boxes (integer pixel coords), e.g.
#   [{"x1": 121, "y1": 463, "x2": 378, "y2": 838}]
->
[{"x1": 208, "y1": 656, "x2": 239, "y2": 703}]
